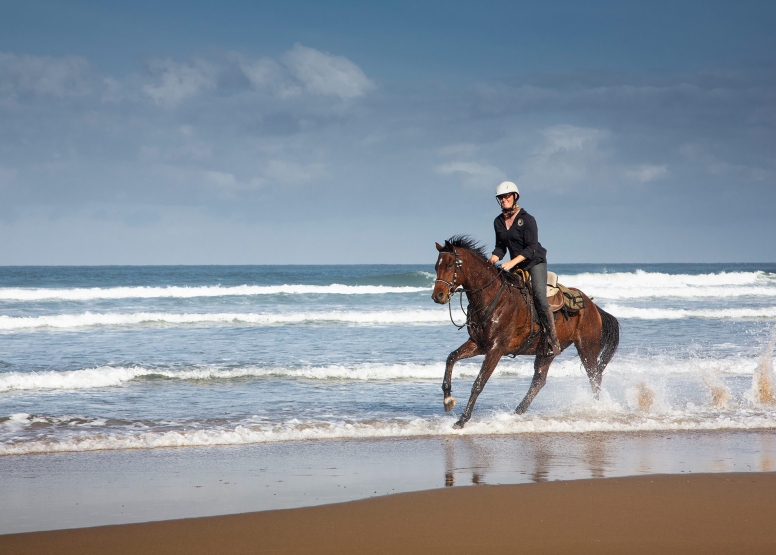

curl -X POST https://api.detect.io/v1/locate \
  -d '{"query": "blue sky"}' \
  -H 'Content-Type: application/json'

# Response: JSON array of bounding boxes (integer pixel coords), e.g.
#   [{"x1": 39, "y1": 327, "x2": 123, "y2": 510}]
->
[{"x1": 1, "y1": 0, "x2": 774, "y2": 263}]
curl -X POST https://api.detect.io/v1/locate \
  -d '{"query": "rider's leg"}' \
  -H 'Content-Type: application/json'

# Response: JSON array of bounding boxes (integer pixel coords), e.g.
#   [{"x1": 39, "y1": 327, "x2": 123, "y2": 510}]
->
[{"x1": 529, "y1": 263, "x2": 561, "y2": 356}]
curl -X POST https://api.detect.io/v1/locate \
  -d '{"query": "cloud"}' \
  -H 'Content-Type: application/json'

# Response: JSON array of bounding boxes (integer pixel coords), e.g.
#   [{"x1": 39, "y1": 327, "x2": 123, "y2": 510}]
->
[
  {"x1": 436, "y1": 143, "x2": 480, "y2": 157},
  {"x1": 624, "y1": 164, "x2": 668, "y2": 183},
  {"x1": 263, "y1": 159, "x2": 326, "y2": 185},
  {"x1": 434, "y1": 160, "x2": 506, "y2": 188},
  {"x1": 141, "y1": 58, "x2": 218, "y2": 106},
  {"x1": 513, "y1": 125, "x2": 610, "y2": 190},
  {"x1": 281, "y1": 43, "x2": 375, "y2": 100},
  {"x1": 0, "y1": 52, "x2": 94, "y2": 101},
  {"x1": 200, "y1": 158, "x2": 324, "y2": 197}
]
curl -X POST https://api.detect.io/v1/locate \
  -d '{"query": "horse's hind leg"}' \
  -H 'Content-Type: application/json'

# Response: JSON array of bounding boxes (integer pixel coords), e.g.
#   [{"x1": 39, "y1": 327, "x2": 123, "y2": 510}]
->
[
  {"x1": 515, "y1": 355, "x2": 553, "y2": 414},
  {"x1": 576, "y1": 340, "x2": 602, "y2": 400},
  {"x1": 442, "y1": 339, "x2": 482, "y2": 412}
]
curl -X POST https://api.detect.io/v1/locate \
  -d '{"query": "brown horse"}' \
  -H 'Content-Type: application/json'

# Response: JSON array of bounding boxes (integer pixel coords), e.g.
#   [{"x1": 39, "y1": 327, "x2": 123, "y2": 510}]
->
[{"x1": 432, "y1": 236, "x2": 620, "y2": 428}]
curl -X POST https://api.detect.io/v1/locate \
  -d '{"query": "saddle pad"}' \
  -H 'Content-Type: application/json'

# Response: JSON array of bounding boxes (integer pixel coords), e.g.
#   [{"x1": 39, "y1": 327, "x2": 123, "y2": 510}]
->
[{"x1": 548, "y1": 287, "x2": 564, "y2": 312}]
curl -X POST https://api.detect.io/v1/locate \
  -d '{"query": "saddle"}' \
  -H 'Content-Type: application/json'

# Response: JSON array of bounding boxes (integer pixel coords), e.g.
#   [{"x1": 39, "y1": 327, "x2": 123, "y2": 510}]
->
[{"x1": 515, "y1": 269, "x2": 585, "y2": 313}]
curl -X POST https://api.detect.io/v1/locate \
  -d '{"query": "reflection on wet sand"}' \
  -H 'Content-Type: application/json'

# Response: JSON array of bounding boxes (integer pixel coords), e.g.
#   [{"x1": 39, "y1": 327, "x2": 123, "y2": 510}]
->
[
  {"x1": 443, "y1": 434, "x2": 618, "y2": 486},
  {"x1": 583, "y1": 434, "x2": 611, "y2": 479},
  {"x1": 440, "y1": 431, "x2": 776, "y2": 488},
  {"x1": 760, "y1": 434, "x2": 775, "y2": 472},
  {"x1": 442, "y1": 437, "x2": 493, "y2": 486}
]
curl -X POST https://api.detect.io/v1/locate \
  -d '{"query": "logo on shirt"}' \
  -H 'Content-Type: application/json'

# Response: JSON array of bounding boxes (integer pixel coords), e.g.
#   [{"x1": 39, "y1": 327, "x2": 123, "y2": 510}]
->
[{"x1": 517, "y1": 218, "x2": 524, "y2": 227}]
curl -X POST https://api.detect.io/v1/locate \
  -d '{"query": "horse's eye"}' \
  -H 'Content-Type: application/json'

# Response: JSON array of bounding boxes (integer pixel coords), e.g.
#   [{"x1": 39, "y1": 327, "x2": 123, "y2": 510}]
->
[{"x1": 447, "y1": 264, "x2": 453, "y2": 269}]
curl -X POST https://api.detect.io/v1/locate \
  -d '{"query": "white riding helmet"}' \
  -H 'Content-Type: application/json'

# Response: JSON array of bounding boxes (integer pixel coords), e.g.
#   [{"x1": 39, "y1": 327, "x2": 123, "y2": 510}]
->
[{"x1": 495, "y1": 181, "x2": 519, "y2": 199}]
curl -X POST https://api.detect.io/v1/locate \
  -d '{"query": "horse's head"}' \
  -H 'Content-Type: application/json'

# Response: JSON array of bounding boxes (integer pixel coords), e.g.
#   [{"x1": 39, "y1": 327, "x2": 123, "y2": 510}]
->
[{"x1": 432, "y1": 241, "x2": 463, "y2": 304}]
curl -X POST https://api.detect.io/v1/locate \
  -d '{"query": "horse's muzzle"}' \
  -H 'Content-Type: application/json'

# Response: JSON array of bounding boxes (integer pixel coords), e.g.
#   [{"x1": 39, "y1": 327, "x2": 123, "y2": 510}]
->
[{"x1": 432, "y1": 289, "x2": 450, "y2": 304}]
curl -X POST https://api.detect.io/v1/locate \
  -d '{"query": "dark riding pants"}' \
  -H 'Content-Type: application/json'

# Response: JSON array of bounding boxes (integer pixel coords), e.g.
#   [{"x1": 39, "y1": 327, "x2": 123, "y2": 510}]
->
[{"x1": 529, "y1": 262, "x2": 549, "y2": 311}]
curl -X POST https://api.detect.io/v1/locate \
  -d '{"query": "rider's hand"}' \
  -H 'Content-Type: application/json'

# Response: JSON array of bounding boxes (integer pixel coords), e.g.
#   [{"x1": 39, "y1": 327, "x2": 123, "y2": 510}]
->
[{"x1": 489, "y1": 255, "x2": 500, "y2": 266}]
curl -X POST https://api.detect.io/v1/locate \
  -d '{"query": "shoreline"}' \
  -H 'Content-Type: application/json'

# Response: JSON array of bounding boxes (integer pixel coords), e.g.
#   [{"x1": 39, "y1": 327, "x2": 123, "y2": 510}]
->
[
  {"x1": 3, "y1": 472, "x2": 776, "y2": 554},
  {"x1": 3, "y1": 430, "x2": 776, "y2": 535}
]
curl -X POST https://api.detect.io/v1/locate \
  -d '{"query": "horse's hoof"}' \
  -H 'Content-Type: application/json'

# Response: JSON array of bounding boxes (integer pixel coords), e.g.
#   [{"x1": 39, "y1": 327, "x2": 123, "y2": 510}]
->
[
  {"x1": 514, "y1": 406, "x2": 526, "y2": 415},
  {"x1": 453, "y1": 420, "x2": 465, "y2": 429},
  {"x1": 443, "y1": 396, "x2": 456, "y2": 412}
]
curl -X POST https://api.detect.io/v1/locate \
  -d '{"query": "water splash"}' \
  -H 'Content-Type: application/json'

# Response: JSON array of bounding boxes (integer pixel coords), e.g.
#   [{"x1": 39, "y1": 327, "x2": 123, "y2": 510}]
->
[
  {"x1": 702, "y1": 372, "x2": 731, "y2": 408},
  {"x1": 626, "y1": 382, "x2": 655, "y2": 411},
  {"x1": 749, "y1": 328, "x2": 776, "y2": 405}
]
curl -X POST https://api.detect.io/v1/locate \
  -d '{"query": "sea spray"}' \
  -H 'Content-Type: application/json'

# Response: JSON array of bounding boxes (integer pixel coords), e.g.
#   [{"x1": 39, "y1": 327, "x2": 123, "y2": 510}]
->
[
  {"x1": 636, "y1": 383, "x2": 655, "y2": 411},
  {"x1": 702, "y1": 372, "x2": 731, "y2": 408},
  {"x1": 749, "y1": 327, "x2": 776, "y2": 405},
  {"x1": 626, "y1": 382, "x2": 655, "y2": 411}
]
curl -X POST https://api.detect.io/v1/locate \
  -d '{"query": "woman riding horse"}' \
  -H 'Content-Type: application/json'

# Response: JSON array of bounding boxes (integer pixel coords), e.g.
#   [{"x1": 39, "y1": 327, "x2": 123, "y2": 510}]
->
[{"x1": 488, "y1": 181, "x2": 561, "y2": 357}]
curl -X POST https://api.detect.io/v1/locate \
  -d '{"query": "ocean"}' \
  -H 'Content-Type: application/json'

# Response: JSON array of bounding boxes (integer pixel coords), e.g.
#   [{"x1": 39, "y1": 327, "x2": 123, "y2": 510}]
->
[{"x1": 2, "y1": 263, "x2": 776, "y2": 456}]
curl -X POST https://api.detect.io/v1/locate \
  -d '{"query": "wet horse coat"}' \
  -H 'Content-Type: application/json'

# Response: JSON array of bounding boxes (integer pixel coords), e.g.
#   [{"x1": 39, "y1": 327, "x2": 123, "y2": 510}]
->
[{"x1": 432, "y1": 236, "x2": 620, "y2": 428}]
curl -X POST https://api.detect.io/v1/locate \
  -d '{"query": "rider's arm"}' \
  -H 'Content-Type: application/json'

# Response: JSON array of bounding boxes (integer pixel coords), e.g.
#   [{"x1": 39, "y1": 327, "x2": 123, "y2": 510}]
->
[
  {"x1": 491, "y1": 219, "x2": 506, "y2": 264},
  {"x1": 501, "y1": 255, "x2": 526, "y2": 271}
]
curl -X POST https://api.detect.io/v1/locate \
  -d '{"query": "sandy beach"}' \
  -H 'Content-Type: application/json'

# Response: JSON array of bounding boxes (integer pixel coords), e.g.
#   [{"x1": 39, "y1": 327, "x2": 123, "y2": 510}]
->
[{"x1": 3, "y1": 472, "x2": 776, "y2": 555}]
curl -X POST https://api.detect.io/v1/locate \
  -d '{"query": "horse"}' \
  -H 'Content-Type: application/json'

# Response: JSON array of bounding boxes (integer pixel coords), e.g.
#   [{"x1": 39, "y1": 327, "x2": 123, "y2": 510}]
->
[{"x1": 432, "y1": 235, "x2": 620, "y2": 429}]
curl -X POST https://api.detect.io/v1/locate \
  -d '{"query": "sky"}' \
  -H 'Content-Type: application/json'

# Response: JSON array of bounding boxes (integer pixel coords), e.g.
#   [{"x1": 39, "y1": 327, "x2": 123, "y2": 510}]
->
[{"x1": 0, "y1": 0, "x2": 774, "y2": 264}]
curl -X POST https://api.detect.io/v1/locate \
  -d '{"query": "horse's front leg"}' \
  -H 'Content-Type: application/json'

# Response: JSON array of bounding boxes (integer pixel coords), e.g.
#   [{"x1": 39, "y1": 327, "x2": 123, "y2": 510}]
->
[
  {"x1": 442, "y1": 339, "x2": 482, "y2": 412},
  {"x1": 515, "y1": 355, "x2": 554, "y2": 414},
  {"x1": 454, "y1": 348, "x2": 503, "y2": 429}
]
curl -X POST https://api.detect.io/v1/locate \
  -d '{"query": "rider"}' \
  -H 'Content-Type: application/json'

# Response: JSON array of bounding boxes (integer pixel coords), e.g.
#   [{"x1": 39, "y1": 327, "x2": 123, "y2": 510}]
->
[{"x1": 488, "y1": 181, "x2": 561, "y2": 356}]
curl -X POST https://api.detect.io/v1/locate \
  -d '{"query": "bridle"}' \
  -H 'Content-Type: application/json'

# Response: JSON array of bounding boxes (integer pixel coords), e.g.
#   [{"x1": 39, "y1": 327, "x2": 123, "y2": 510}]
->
[
  {"x1": 434, "y1": 248, "x2": 464, "y2": 298},
  {"x1": 435, "y1": 247, "x2": 507, "y2": 330}
]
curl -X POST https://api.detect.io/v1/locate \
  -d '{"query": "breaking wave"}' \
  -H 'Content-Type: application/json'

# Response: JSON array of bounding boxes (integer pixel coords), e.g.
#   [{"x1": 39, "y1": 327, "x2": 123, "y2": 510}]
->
[
  {"x1": 4, "y1": 403, "x2": 776, "y2": 456},
  {"x1": 0, "y1": 284, "x2": 428, "y2": 302},
  {"x1": 0, "y1": 310, "x2": 448, "y2": 330},
  {"x1": 0, "y1": 271, "x2": 773, "y2": 304},
  {"x1": 561, "y1": 270, "x2": 776, "y2": 299},
  {"x1": 2, "y1": 303, "x2": 774, "y2": 332},
  {"x1": 0, "y1": 356, "x2": 763, "y2": 392},
  {"x1": 603, "y1": 304, "x2": 776, "y2": 320}
]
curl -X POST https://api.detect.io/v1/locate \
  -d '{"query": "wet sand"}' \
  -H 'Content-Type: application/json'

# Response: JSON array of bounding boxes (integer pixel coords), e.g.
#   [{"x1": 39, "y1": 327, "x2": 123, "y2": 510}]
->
[
  {"x1": 3, "y1": 472, "x2": 776, "y2": 555},
  {"x1": 4, "y1": 431, "x2": 776, "y2": 534}
]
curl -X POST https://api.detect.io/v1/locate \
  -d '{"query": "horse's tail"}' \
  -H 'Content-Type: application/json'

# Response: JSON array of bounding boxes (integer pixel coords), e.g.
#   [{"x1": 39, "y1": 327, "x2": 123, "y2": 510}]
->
[{"x1": 596, "y1": 306, "x2": 620, "y2": 374}]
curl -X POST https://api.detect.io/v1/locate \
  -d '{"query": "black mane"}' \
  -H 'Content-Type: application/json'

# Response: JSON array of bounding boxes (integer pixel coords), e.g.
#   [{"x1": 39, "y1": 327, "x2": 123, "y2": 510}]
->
[
  {"x1": 442, "y1": 234, "x2": 524, "y2": 288},
  {"x1": 442, "y1": 235, "x2": 490, "y2": 261}
]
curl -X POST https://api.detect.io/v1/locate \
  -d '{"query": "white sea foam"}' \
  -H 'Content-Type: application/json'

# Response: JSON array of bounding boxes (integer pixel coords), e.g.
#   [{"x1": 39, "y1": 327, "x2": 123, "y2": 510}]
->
[
  {"x1": 603, "y1": 304, "x2": 776, "y2": 320},
  {"x1": 561, "y1": 270, "x2": 776, "y2": 299},
  {"x1": 2, "y1": 302, "x2": 771, "y2": 332},
  {"x1": 4, "y1": 406, "x2": 776, "y2": 456},
  {"x1": 1, "y1": 271, "x2": 772, "y2": 303},
  {"x1": 0, "y1": 284, "x2": 428, "y2": 302},
  {"x1": 0, "y1": 356, "x2": 761, "y2": 392},
  {"x1": 0, "y1": 310, "x2": 449, "y2": 331}
]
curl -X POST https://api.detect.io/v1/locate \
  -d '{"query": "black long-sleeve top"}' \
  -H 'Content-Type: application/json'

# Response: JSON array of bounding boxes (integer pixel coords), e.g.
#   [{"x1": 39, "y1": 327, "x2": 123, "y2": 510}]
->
[{"x1": 492, "y1": 208, "x2": 547, "y2": 270}]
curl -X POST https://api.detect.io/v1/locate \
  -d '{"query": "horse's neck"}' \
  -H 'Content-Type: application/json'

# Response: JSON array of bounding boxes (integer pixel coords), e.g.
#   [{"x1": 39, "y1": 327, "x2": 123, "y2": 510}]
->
[{"x1": 462, "y1": 255, "x2": 500, "y2": 303}]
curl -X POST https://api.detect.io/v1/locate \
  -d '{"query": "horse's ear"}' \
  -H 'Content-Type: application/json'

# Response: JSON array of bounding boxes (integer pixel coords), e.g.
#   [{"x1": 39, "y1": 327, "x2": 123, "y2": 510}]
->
[{"x1": 435, "y1": 242, "x2": 444, "y2": 252}]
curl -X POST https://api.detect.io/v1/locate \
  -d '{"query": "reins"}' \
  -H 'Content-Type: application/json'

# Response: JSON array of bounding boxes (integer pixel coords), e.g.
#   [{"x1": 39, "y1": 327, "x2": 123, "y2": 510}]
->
[
  {"x1": 436, "y1": 247, "x2": 512, "y2": 330},
  {"x1": 436, "y1": 248, "x2": 542, "y2": 355}
]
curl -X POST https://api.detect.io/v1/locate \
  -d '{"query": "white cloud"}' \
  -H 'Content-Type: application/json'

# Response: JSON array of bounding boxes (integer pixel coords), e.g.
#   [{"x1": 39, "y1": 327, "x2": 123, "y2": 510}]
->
[
  {"x1": 436, "y1": 143, "x2": 480, "y2": 157},
  {"x1": 206, "y1": 170, "x2": 240, "y2": 189},
  {"x1": 624, "y1": 164, "x2": 668, "y2": 183},
  {"x1": 0, "y1": 52, "x2": 93, "y2": 100},
  {"x1": 263, "y1": 159, "x2": 326, "y2": 185},
  {"x1": 142, "y1": 58, "x2": 217, "y2": 107},
  {"x1": 202, "y1": 159, "x2": 325, "y2": 194},
  {"x1": 515, "y1": 125, "x2": 610, "y2": 190},
  {"x1": 281, "y1": 43, "x2": 375, "y2": 100},
  {"x1": 233, "y1": 54, "x2": 302, "y2": 99},
  {"x1": 434, "y1": 160, "x2": 506, "y2": 188}
]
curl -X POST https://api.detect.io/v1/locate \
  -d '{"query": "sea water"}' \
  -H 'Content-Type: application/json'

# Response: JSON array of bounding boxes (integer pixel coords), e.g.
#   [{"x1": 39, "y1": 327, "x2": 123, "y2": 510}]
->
[{"x1": 1, "y1": 263, "x2": 776, "y2": 456}]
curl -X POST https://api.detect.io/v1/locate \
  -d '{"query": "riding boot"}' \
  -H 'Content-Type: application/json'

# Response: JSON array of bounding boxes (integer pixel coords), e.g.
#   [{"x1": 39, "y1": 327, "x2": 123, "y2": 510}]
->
[{"x1": 540, "y1": 307, "x2": 561, "y2": 357}]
